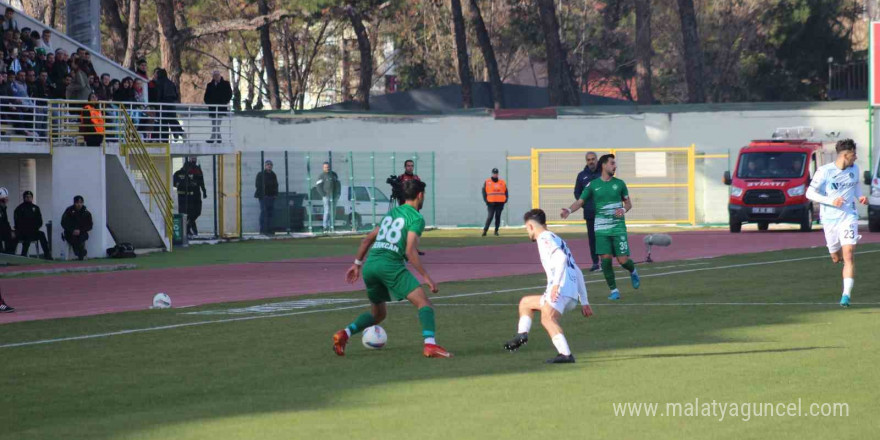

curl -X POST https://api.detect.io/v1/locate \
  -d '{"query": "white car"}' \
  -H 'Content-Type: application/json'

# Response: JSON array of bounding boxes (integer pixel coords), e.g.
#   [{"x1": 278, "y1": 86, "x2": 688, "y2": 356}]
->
[{"x1": 307, "y1": 185, "x2": 393, "y2": 230}]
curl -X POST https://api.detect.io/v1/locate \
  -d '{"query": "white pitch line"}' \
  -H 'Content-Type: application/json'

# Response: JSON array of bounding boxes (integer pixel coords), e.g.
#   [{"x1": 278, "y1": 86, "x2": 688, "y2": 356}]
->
[
  {"x1": 431, "y1": 302, "x2": 880, "y2": 307},
  {"x1": 3, "y1": 249, "x2": 879, "y2": 349},
  {"x1": 0, "y1": 304, "x2": 367, "y2": 349}
]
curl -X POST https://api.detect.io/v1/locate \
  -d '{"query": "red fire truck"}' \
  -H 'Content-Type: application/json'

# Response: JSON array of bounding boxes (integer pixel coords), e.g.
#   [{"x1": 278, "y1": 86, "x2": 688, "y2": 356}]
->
[{"x1": 724, "y1": 128, "x2": 836, "y2": 232}]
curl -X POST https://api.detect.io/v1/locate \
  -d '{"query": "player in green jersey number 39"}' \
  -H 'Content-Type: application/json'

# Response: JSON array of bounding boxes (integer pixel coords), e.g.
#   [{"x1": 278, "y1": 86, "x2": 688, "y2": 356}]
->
[{"x1": 561, "y1": 154, "x2": 640, "y2": 300}]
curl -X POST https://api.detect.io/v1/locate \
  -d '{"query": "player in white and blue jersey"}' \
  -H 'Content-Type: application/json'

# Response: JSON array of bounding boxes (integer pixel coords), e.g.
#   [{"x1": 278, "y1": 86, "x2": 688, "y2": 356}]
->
[
  {"x1": 503, "y1": 209, "x2": 593, "y2": 363},
  {"x1": 806, "y1": 139, "x2": 868, "y2": 307}
]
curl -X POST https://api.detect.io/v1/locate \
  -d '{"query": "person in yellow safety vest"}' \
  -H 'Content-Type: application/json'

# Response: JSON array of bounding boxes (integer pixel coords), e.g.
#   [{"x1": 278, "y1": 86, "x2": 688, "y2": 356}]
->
[
  {"x1": 81, "y1": 93, "x2": 105, "y2": 147},
  {"x1": 482, "y1": 168, "x2": 508, "y2": 236}
]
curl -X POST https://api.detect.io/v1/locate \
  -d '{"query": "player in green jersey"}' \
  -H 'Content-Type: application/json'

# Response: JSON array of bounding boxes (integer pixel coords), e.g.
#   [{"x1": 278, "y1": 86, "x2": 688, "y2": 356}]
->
[
  {"x1": 561, "y1": 154, "x2": 640, "y2": 300},
  {"x1": 332, "y1": 180, "x2": 452, "y2": 358}
]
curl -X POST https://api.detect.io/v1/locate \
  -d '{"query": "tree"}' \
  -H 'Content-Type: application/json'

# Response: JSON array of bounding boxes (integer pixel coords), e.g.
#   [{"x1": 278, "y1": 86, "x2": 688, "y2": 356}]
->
[
  {"x1": 450, "y1": 0, "x2": 473, "y2": 108},
  {"x1": 676, "y1": 0, "x2": 705, "y2": 103},
  {"x1": 535, "y1": 0, "x2": 580, "y2": 106},
  {"x1": 20, "y1": 0, "x2": 55, "y2": 25},
  {"x1": 258, "y1": 0, "x2": 283, "y2": 110},
  {"x1": 345, "y1": 2, "x2": 372, "y2": 110},
  {"x1": 122, "y1": 0, "x2": 141, "y2": 70},
  {"x1": 281, "y1": 14, "x2": 335, "y2": 110},
  {"x1": 154, "y1": 0, "x2": 296, "y2": 85},
  {"x1": 101, "y1": 0, "x2": 129, "y2": 62},
  {"x1": 634, "y1": 0, "x2": 653, "y2": 104},
  {"x1": 467, "y1": 0, "x2": 504, "y2": 109}
]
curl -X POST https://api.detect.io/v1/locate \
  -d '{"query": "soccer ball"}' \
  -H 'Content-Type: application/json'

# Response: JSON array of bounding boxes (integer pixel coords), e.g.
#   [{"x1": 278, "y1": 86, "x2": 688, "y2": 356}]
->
[
  {"x1": 152, "y1": 293, "x2": 172, "y2": 309},
  {"x1": 362, "y1": 325, "x2": 387, "y2": 349}
]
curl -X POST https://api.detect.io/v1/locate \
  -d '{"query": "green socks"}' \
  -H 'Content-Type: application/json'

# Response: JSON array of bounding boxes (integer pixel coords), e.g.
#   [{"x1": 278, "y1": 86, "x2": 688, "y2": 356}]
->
[
  {"x1": 418, "y1": 306, "x2": 436, "y2": 338},
  {"x1": 348, "y1": 307, "x2": 436, "y2": 339},
  {"x1": 601, "y1": 258, "x2": 616, "y2": 290},
  {"x1": 621, "y1": 259, "x2": 636, "y2": 273},
  {"x1": 346, "y1": 312, "x2": 376, "y2": 335}
]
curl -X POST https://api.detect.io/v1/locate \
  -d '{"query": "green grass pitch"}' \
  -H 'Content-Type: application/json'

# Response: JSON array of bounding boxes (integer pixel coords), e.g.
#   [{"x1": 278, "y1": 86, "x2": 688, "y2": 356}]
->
[{"x1": 2, "y1": 245, "x2": 879, "y2": 439}]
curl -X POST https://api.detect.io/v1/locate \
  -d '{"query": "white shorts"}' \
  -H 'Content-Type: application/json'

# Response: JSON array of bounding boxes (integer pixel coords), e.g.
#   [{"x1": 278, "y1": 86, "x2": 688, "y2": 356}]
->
[
  {"x1": 540, "y1": 270, "x2": 586, "y2": 315},
  {"x1": 824, "y1": 219, "x2": 860, "y2": 253},
  {"x1": 540, "y1": 294, "x2": 578, "y2": 315}
]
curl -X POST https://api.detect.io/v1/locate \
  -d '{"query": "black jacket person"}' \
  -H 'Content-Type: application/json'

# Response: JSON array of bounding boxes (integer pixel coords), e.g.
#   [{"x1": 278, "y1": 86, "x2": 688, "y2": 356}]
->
[
  {"x1": 173, "y1": 158, "x2": 208, "y2": 237},
  {"x1": 14, "y1": 191, "x2": 51, "y2": 259},
  {"x1": 61, "y1": 196, "x2": 93, "y2": 260},
  {"x1": 255, "y1": 160, "x2": 279, "y2": 235}
]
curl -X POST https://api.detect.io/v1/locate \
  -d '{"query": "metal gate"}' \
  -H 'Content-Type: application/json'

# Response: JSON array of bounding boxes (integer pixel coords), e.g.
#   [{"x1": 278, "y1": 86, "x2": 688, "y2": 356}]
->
[{"x1": 531, "y1": 146, "x2": 696, "y2": 225}]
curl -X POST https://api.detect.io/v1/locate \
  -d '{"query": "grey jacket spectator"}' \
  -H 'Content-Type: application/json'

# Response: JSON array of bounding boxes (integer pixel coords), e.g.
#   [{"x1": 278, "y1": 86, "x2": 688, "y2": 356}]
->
[
  {"x1": 66, "y1": 66, "x2": 90, "y2": 101},
  {"x1": 316, "y1": 170, "x2": 341, "y2": 200}
]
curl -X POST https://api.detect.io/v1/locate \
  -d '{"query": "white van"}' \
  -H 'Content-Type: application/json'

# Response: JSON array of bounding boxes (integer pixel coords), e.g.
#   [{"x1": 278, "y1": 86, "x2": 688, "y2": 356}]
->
[{"x1": 307, "y1": 185, "x2": 393, "y2": 230}]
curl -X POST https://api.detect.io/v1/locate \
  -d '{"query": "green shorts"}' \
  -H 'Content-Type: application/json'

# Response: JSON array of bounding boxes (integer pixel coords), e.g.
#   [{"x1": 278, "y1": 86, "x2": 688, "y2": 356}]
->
[
  {"x1": 596, "y1": 233, "x2": 630, "y2": 257},
  {"x1": 363, "y1": 260, "x2": 421, "y2": 304}
]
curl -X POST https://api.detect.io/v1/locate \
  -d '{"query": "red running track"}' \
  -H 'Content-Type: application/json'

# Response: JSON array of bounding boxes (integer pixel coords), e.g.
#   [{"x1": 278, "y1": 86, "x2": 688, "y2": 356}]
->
[{"x1": 2, "y1": 230, "x2": 877, "y2": 324}]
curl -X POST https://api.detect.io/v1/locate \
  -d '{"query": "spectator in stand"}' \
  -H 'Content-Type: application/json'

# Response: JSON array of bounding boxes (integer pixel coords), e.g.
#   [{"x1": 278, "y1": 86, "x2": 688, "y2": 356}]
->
[
  {"x1": 0, "y1": 187, "x2": 15, "y2": 254},
  {"x1": 255, "y1": 160, "x2": 279, "y2": 235},
  {"x1": 114, "y1": 77, "x2": 135, "y2": 102},
  {"x1": 1, "y1": 8, "x2": 18, "y2": 33},
  {"x1": 52, "y1": 74, "x2": 70, "y2": 99},
  {"x1": 132, "y1": 78, "x2": 149, "y2": 132},
  {"x1": 29, "y1": 31, "x2": 40, "y2": 51},
  {"x1": 203, "y1": 70, "x2": 232, "y2": 143},
  {"x1": 24, "y1": 69, "x2": 36, "y2": 95},
  {"x1": 20, "y1": 28, "x2": 33, "y2": 51},
  {"x1": 50, "y1": 49, "x2": 69, "y2": 85},
  {"x1": 7, "y1": 47, "x2": 20, "y2": 73},
  {"x1": 44, "y1": 51, "x2": 54, "y2": 71},
  {"x1": 21, "y1": 49, "x2": 35, "y2": 73},
  {"x1": 14, "y1": 190, "x2": 51, "y2": 260},
  {"x1": 0, "y1": 70, "x2": 10, "y2": 95},
  {"x1": 36, "y1": 30, "x2": 53, "y2": 55},
  {"x1": 67, "y1": 58, "x2": 90, "y2": 101},
  {"x1": 8, "y1": 29, "x2": 20, "y2": 52},
  {"x1": 95, "y1": 73, "x2": 111, "y2": 101},
  {"x1": 153, "y1": 68, "x2": 184, "y2": 141},
  {"x1": 30, "y1": 70, "x2": 49, "y2": 139},
  {"x1": 10, "y1": 69, "x2": 34, "y2": 138},
  {"x1": 88, "y1": 73, "x2": 99, "y2": 94},
  {"x1": 61, "y1": 195, "x2": 93, "y2": 260},
  {"x1": 82, "y1": 51, "x2": 97, "y2": 77},
  {"x1": 34, "y1": 48, "x2": 47, "y2": 74},
  {"x1": 81, "y1": 93, "x2": 104, "y2": 146},
  {"x1": 135, "y1": 59, "x2": 148, "y2": 80},
  {"x1": 109, "y1": 78, "x2": 120, "y2": 98}
]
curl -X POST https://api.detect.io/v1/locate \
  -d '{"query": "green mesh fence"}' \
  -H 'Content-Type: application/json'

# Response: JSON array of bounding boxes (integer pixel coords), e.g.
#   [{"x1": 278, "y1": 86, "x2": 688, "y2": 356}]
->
[{"x1": 238, "y1": 151, "x2": 435, "y2": 235}]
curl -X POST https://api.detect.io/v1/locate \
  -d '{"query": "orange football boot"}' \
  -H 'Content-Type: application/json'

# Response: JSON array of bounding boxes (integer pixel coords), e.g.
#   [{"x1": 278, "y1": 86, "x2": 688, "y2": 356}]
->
[
  {"x1": 332, "y1": 329, "x2": 349, "y2": 356},
  {"x1": 423, "y1": 343, "x2": 453, "y2": 358}
]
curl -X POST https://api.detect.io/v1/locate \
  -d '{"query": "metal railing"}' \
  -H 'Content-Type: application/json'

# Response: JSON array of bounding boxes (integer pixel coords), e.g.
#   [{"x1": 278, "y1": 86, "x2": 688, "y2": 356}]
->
[
  {"x1": 0, "y1": 97, "x2": 233, "y2": 147},
  {"x1": 118, "y1": 106, "x2": 175, "y2": 248},
  {"x1": 828, "y1": 60, "x2": 867, "y2": 101}
]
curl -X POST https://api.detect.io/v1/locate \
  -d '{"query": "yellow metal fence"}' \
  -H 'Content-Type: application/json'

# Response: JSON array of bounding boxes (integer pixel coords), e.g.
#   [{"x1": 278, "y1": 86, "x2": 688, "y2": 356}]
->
[
  {"x1": 531, "y1": 146, "x2": 697, "y2": 225},
  {"x1": 118, "y1": 106, "x2": 175, "y2": 248}
]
